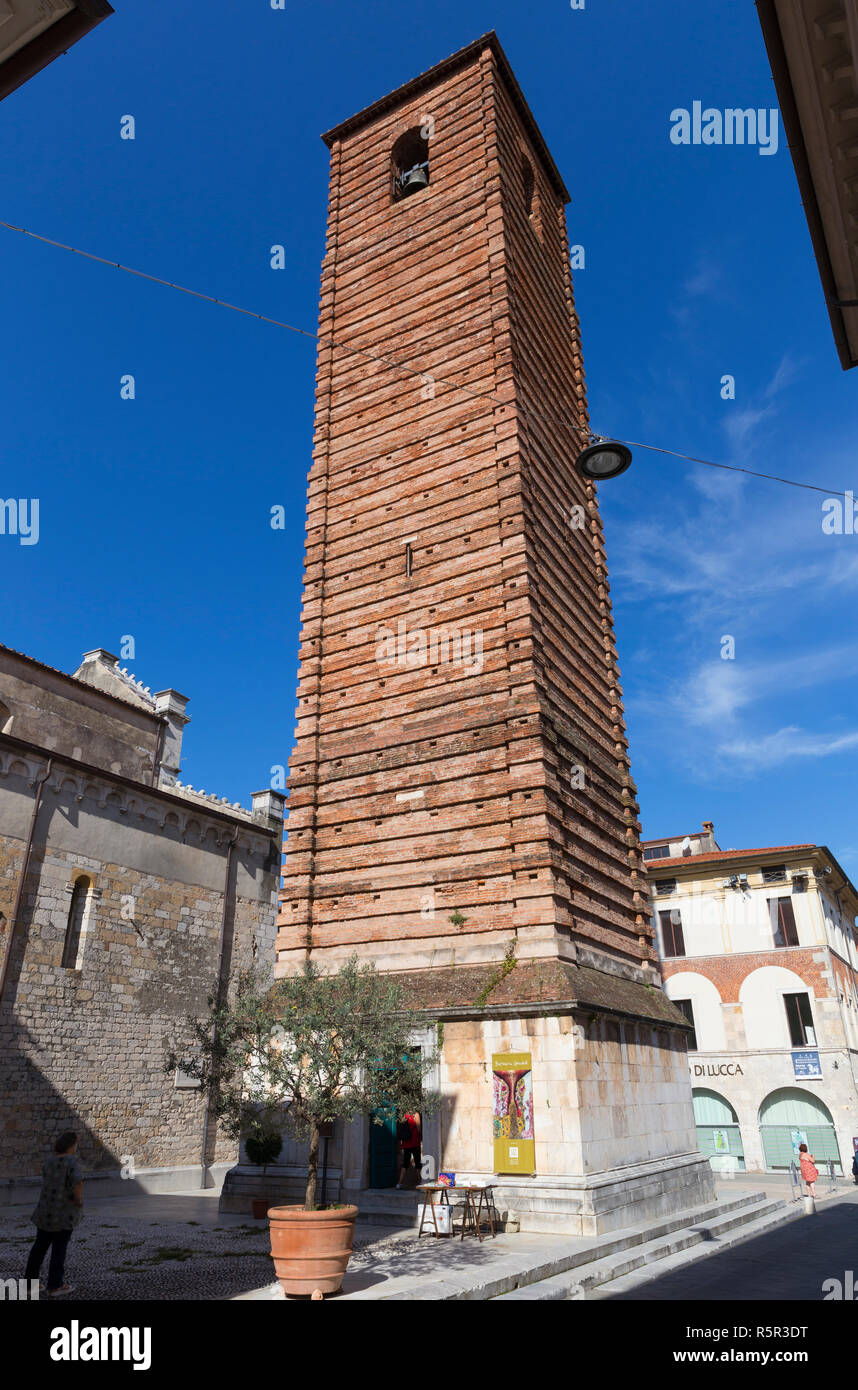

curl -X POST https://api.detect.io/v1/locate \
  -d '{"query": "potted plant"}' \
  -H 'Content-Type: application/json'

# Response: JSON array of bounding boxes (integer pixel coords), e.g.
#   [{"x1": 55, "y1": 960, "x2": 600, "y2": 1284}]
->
[
  {"x1": 244, "y1": 1122, "x2": 283, "y2": 1220},
  {"x1": 169, "y1": 954, "x2": 437, "y2": 1298}
]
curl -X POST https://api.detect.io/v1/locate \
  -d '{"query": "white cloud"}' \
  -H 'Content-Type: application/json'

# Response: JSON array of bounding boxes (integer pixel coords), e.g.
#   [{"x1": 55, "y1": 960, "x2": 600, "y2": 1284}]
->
[
  {"x1": 675, "y1": 644, "x2": 858, "y2": 730},
  {"x1": 718, "y1": 726, "x2": 858, "y2": 769}
]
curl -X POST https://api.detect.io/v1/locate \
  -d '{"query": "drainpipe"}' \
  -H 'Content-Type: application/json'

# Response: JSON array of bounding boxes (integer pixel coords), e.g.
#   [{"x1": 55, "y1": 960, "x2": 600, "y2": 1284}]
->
[
  {"x1": 200, "y1": 824, "x2": 240, "y2": 1189},
  {"x1": 0, "y1": 757, "x2": 52, "y2": 1006},
  {"x1": 151, "y1": 717, "x2": 167, "y2": 787}
]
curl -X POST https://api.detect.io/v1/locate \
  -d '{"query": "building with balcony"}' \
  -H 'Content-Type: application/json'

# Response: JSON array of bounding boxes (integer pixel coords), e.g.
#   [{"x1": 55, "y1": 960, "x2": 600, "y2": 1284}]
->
[{"x1": 645, "y1": 823, "x2": 858, "y2": 1174}]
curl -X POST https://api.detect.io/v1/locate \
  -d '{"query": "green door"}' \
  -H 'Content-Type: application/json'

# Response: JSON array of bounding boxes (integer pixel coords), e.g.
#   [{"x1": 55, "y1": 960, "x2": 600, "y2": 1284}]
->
[
  {"x1": 367, "y1": 1048, "x2": 422, "y2": 1188},
  {"x1": 693, "y1": 1088, "x2": 746, "y2": 1171},
  {"x1": 369, "y1": 1109, "x2": 398, "y2": 1188}
]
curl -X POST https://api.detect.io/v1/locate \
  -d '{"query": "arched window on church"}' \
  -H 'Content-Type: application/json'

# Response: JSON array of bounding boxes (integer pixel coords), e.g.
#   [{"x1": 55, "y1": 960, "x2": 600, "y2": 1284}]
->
[
  {"x1": 61, "y1": 876, "x2": 91, "y2": 969},
  {"x1": 391, "y1": 128, "x2": 429, "y2": 202},
  {"x1": 0, "y1": 698, "x2": 12, "y2": 733}
]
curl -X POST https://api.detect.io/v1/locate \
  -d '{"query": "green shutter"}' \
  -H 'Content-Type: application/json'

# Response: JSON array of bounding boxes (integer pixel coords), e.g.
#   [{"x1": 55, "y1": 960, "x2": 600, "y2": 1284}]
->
[
  {"x1": 693, "y1": 1088, "x2": 739, "y2": 1126},
  {"x1": 760, "y1": 1125, "x2": 841, "y2": 1171},
  {"x1": 759, "y1": 1087, "x2": 834, "y2": 1127},
  {"x1": 696, "y1": 1125, "x2": 745, "y2": 1169}
]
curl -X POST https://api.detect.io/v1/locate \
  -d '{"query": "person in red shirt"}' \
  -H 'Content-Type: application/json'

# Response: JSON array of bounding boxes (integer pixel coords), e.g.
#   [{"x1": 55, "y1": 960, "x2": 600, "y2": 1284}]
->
[
  {"x1": 798, "y1": 1143, "x2": 819, "y2": 1197},
  {"x1": 396, "y1": 1111, "x2": 422, "y2": 1189}
]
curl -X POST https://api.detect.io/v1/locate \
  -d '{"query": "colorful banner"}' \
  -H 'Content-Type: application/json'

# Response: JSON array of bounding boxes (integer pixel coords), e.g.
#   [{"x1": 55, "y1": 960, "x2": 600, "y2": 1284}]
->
[{"x1": 492, "y1": 1052, "x2": 535, "y2": 1174}]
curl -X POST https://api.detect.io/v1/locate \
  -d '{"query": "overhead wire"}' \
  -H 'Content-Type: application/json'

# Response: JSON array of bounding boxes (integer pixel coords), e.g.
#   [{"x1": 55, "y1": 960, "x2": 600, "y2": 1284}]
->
[{"x1": 0, "y1": 217, "x2": 850, "y2": 502}]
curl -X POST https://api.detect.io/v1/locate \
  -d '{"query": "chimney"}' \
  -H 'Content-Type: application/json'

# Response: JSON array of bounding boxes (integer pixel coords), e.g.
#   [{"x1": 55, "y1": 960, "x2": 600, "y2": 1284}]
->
[
  {"x1": 153, "y1": 689, "x2": 190, "y2": 787},
  {"x1": 252, "y1": 789, "x2": 286, "y2": 831},
  {"x1": 80, "y1": 648, "x2": 120, "y2": 668}
]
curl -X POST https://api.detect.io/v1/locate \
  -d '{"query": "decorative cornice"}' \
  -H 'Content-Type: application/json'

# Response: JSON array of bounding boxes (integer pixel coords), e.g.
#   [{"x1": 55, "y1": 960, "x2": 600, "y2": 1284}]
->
[{"x1": 0, "y1": 734, "x2": 278, "y2": 848}]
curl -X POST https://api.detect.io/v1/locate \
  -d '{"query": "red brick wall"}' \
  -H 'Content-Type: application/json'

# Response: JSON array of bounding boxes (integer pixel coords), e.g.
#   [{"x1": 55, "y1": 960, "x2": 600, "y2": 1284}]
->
[
  {"x1": 277, "y1": 40, "x2": 647, "y2": 974},
  {"x1": 661, "y1": 949, "x2": 832, "y2": 1002}
]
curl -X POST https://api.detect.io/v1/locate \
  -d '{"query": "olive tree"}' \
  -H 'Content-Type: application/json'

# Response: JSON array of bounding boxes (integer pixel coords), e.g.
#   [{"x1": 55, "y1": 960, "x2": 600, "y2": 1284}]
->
[{"x1": 168, "y1": 954, "x2": 438, "y2": 1210}]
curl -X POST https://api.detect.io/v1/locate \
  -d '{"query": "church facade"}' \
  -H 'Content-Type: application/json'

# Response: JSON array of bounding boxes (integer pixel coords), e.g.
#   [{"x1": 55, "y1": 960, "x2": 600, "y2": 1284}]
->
[{"x1": 0, "y1": 644, "x2": 283, "y2": 1201}]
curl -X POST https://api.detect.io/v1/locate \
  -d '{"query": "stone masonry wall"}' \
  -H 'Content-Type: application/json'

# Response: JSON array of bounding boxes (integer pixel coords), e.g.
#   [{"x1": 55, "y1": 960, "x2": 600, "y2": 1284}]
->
[
  {"x1": 440, "y1": 1013, "x2": 696, "y2": 1176},
  {"x1": 0, "y1": 759, "x2": 279, "y2": 1181},
  {"x1": 0, "y1": 837, "x2": 273, "y2": 1178}
]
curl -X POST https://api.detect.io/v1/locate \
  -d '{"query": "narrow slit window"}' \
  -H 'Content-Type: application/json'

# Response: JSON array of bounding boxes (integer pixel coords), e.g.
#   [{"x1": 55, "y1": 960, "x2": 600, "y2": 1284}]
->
[
  {"x1": 62, "y1": 876, "x2": 91, "y2": 969},
  {"x1": 521, "y1": 154, "x2": 542, "y2": 237},
  {"x1": 522, "y1": 157, "x2": 535, "y2": 218}
]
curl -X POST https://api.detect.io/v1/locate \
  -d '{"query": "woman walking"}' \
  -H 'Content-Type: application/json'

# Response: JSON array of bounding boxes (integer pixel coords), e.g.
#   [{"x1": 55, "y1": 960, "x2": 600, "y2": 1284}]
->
[
  {"x1": 396, "y1": 1111, "x2": 422, "y2": 1189},
  {"x1": 24, "y1": 1130, "x2": 83, "y2": 1297},
  {"x1": 798, "y1": 1142, "x2": 819, "y2": 1199}
]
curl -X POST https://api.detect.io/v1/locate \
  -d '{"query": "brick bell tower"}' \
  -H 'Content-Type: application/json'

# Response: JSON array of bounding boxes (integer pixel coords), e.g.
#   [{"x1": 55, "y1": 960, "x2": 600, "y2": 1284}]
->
[{"x1": 276, "y1": 33, "x2": 714, "y2": 1232}]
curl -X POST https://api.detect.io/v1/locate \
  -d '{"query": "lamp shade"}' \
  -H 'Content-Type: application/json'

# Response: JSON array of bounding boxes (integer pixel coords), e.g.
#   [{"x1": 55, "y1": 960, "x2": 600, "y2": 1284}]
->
[{"x1": 575, "y1": 440, "x2": 632, "y2": 481}]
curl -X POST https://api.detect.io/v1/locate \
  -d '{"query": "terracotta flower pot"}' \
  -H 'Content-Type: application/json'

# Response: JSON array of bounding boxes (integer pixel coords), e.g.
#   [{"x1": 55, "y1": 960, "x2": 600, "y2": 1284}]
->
[
  {"x1": 268, "y1": 1204, "x2": 359, "y2": 1297},
  {"x1": 252, "y1": 1199, "x2": 270, "y2": 1220}
]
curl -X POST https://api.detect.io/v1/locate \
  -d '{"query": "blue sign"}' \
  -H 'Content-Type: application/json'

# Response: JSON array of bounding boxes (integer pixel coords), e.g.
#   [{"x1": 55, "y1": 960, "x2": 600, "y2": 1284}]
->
[{"x1": 793, "y1": 1050, "x2": 822, "y2": 1079}]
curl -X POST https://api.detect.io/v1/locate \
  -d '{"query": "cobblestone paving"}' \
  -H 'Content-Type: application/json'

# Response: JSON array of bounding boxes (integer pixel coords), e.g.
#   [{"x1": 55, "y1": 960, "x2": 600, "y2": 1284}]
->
[{"x1": 0, "y1": 1209, "x2": 419, "y2": 1302}]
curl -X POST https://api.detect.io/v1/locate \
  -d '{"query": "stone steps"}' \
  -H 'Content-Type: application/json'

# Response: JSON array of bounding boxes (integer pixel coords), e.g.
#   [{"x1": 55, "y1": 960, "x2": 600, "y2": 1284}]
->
[
  {"x1": 363, "y1": 1190, "x2": 794, "y2": 1299},
  {"x1": 357, "y1": 1188, "x2": 430, "y2": 1228},
  {"x1": 492, "y1": 1195, "x2": 802, "y2": 1301}
]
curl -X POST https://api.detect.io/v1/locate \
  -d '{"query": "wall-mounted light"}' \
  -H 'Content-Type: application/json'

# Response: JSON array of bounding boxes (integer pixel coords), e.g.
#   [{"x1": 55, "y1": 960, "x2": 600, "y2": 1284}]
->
[{"x1": 575, "y1": 438, "x2": 632, "y2": 481}]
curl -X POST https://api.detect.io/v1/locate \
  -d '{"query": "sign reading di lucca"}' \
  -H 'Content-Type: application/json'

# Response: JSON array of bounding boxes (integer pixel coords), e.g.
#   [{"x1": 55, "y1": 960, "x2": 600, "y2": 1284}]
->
[
  {"x1": 492, "y1": 1052, "x2": 535, "y2": 1175},
  {"x1": 690, "y1": 1061, "x2": 744, "y2": 1078}
]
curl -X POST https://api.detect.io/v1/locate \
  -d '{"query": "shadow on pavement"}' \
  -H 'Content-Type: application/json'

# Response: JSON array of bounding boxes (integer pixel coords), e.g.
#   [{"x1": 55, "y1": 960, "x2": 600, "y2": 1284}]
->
[{"x1": 600, "y1": 1199, "x2": 858, "y2": 1301}]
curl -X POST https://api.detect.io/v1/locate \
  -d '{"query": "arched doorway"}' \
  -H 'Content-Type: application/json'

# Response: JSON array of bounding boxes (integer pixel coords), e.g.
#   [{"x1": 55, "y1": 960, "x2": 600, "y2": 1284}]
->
[
  {"x1": 693, "y1": 1089, "x2": 745, "y2": 1171},
  {"x1": 758, "y1": 1088, "x2": 841, "y2": 1171}
]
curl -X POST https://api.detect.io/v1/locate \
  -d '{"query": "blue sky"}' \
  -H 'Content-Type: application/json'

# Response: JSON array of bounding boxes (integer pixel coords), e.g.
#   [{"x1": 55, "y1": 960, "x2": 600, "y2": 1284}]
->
[{"x1": 3, "y1": 1, "x2": 857, "y2": 876}]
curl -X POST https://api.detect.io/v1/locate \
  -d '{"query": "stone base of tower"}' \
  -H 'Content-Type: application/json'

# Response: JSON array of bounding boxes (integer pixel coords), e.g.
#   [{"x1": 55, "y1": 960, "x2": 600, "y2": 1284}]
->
[
  {"x1": 390, "y1": 958, "x2": 717, "y2": 1235},
  {"x1": 474, "y1": 1154, "x2": 715, "y2": 1237},
  {"x1": 236, "y1": 958, "x2": 717, "y2": 1232}
]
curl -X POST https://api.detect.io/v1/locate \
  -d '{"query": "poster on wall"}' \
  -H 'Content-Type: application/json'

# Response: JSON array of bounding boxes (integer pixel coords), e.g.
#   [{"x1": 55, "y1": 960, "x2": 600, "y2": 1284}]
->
[
  {"x1": 492, "y1": 1052, "x2": 535, "y2": 1175},
  {"x1": 792, "y1": 1050, "x2": 822, "y2": 1079}
]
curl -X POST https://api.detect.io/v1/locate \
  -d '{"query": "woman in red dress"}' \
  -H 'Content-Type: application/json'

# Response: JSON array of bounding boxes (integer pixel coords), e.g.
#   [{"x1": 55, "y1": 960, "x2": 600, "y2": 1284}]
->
[{"x1": 798, "y1": 1142, "x2": 819, "y2": 1197}]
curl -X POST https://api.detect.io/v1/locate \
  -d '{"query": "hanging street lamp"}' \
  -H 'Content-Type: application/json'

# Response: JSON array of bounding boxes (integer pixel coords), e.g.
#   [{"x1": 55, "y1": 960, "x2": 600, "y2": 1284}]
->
[{"x1": 575, "y1": 438, "x2": 632, "y2": 481}]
